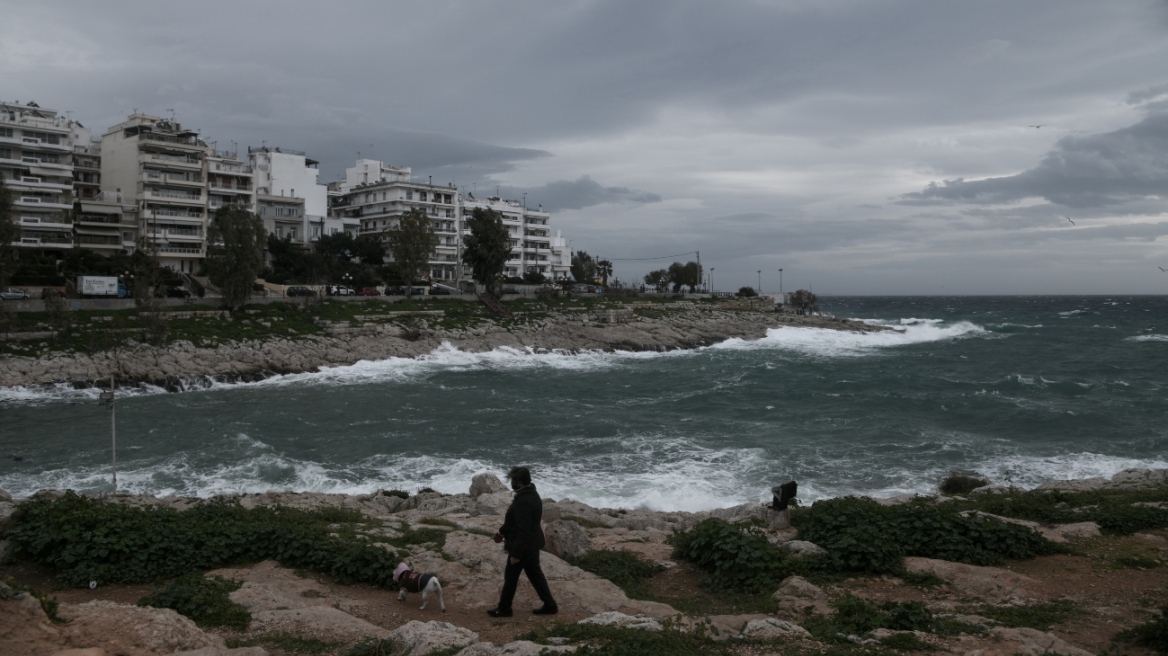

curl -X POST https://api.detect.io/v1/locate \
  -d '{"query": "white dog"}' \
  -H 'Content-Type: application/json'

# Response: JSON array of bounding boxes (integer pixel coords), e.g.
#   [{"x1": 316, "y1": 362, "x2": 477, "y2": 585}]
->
[{"x1": 394, "y1": 563, "x2": 445, "y2": 612}]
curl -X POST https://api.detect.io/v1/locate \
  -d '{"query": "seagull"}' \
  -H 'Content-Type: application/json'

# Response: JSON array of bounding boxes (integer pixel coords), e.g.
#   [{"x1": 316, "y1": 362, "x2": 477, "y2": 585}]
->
[
  {"x1": 1064, "y1": 216, "x2": 1075, "y2": 225},
  {"x1": 1028, "y1": 125, "x2": 1045, "y2": 129},
  {"x1": 1159, "y1": 267, "x2": 1167, "y2": 272}
]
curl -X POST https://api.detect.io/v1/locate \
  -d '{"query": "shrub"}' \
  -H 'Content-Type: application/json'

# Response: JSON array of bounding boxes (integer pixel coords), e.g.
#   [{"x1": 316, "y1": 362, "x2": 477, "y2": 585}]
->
[
  {"x1": 966, "y1": 600, "x2": 1079, "y2": 630},
  {"x1": 938, "y1": 473, "x2": 989, "y2": 495},
  {"x1": 138, "y1": 573, "x2": 251, "y2": 630},
  {"x1": 569, "y1": 550, "x2": 664, "y2": 598},
  {"x1": 941, "y1": 487, "x2": 1168, "y2": 535},
  {"x1": 1118, "y1": 605, "x2": 1168, "y2": 655},
  {"x1": 668, "y1": 519, "x2": 793, "y2": 593},
  {"x1": 737, "y1": 286, "x2": 757, "y2": 298},
  {"x1": 793, "y1": 497, "x2": 1061, "y2": 575},
  {"x1": 3, "y1": 492, "x2": 406, "y2": 588}
]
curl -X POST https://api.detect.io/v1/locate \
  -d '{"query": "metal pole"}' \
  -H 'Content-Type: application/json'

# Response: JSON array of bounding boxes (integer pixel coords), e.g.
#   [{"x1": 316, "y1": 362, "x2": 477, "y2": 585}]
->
[
  {"x1": 779, "y1": 269, "x2": 783, "y2": 294},
  {"x1": 757, "y1": 270, "x2": 762, "y2": 293}
]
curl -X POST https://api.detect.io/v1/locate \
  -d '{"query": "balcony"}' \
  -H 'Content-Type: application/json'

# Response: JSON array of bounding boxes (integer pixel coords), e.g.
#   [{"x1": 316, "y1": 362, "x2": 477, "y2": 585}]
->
[
  {"x1": 145, "y1": 189, "x2": 205, "y2": 205},
  {"x1": 144, "y1": 152, "x2": 203, "y2": 168},
  {"x1": 140, "y1": 132, "x2": 205, "y2": 149},
  {"x1": 143, "y1": 172, "x2": 204, "y2": 187},
  {"x1": 10, "y1": 177, "x2": 73, "y2": 191},
  {"x1": 147, "y1": 227, "x2": 204, "y2": 241},
  {"x1": 15, "y1": 197, "x2": 72, "y2": 210},
  {"x1": 16, "y1": 236, "x2": 73, "y2": 249},
  {"x1": 157, "y1": 245, "x2": 203, "y2": 255},
  {"x1": 209, "y1": 184, "x2": 252, "y2": 194},
  {"x1": 20, "y1": 136, "x2": 70, "y2": 152},
  {"x1": 141, "y1": 208, "x2": 204, "y2": 221},
  {"x1": 77, "y1": 235, "x2": 123, "y2": 248},
  {"x1": 19, "y1": 215, "x2": 72, "y2": 229}
]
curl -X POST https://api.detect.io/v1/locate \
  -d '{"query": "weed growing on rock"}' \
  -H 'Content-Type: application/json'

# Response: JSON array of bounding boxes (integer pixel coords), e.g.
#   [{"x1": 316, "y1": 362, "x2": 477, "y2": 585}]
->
[
  {"x1": 569, "y1": 550, "x2": 664, "y2": 598},
  {"x1": 4, "y1": 492, "x2": 407, "y2": 588},
  {"x1": 228, "y1": 632, "x2": 344, "y2": 654},
  {"x1": 417, "y1": 517, "x2": 459, "y2": 528},
  {"x1": 877, "y1": 632, "x2": 937, "y2": 652},
  {"x1": 1, "y1": 576, "x2": 62, "y2": 622},
  {"x1": 137, "y1": 573, "x2": 251, "y2": 630}
]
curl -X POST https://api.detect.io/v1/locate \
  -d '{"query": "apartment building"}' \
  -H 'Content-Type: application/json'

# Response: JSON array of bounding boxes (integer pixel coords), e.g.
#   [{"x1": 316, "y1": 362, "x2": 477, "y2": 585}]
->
[
  {"x1": 248, "y1": 146, "x2": 347, "y2": 246},
  {"x1": 459, "y1": 196, "x2": 571, "y2": 281},
  {"x1": 206, "y1": 151, "x2": 254, "y2": 216},
  {"x1": 255, "y1": 192, "x2": 306, "y2": 242},
  {"x1": 71, "y1": 124, "x2": 102, "y2": 202},
  {"x1": 74, "y1": 191, "x2": 138, "y2": 254},
  {"x1": 0, "y1": 101, "x2": 76, "y2": 255},
  {"x1": 100, "y1": 114, "x2": 212, "y2": 273},
  {"x1": 332, "y1": 159, "x2": 460, "y2": 281}
]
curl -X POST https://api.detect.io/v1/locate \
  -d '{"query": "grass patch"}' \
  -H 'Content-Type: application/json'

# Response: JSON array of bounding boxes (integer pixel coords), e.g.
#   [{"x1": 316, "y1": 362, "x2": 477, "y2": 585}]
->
[
  {"x1": 568, "y1": 550, "x2": 664, "y2": 599},
  {"x1": 227, "y1": 632, "x2": 343, "y2": 655},
  {"x1": 961, "y1": 600, "x2": 1079, "y2": 630},
  {"x1": 1, "y1": 576, "x2": 62, "y2": 622},
  {"x1": 940, "y1": 485, "x2": 1168, "y2": 535},
  {"x1": 416, "y1": 517, "x2": 459, "y2": 528},
  {"x1": 878, "y1": 632, "x2": 937, "y2": 651},
  {"x1": 385, "y1": 524, "x2": 447, "y2": 549},
  {"x1": 3, "y1": 492, "x2": 406, "y2": 589},
  {"x1": 1115, "y1": 554, "x2": 1163, "y2": 569},
  {"x1": 138, "y1": 573, "x2": 251, "y2": 630}
]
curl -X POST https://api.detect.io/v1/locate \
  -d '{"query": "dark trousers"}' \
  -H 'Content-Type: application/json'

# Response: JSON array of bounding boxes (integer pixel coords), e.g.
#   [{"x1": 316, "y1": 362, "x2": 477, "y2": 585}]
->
[{"x1": 497, "y1": 551, "x2": 556, "y2": 611}]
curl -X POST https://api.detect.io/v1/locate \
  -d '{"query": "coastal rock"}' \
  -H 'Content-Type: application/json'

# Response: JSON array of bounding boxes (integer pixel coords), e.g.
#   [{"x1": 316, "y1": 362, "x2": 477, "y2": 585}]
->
[
  {"x1": 470, "y1": 473, "x2": 508, "y2": 498},
  {"x1": 545, "y1": 520, "x2": 594, "y2": 560},
  {"x1": 903, "y1": 557, "x2": 1035, "y2": 601},
  {"x1": 578, "y1": 612, "x2": 663, "y2": 631},
  {"x1": 385, "y1": 620, "x2": 478, "y2": 655},
  {"x1": 773, "y1": 575, "x2": 830, "y2": 618},
  {"x1": 475, "y1": 492, "x2": 513, "y2": 516},
  {"x1": 173, "y1": 649, "x2": 269, "y2": 656},
  {"x1": 965, "y1": 627, "x2": 1094, "y2": 656},
  {"x1": 59, "y1": 600, "x2": 226, "y2": 654},
  {"x1": 739, "y1": 617, "x2": 812, "y2": 639},
  {"x1": 456, "y1": 641, "x2": 577, "y2": 656},
  {"x1": 0, "y1": 488, "x2": 11, "y2": 502},
  {"x1": 969, "y1": 485, "x2": 1011, "y2": 495},
  {"x1": 0, "y1": 501, "x2": 16, "y2": 525},
  {"x1": 783, "y1": 540, "x2": 827, "y2": 558},
  {"x1": 1108, "y1": 468, "x2": 1168, "y2": 490},
  {"x1": 1034, "y1": 478, "x2": 1107, "y2": 493},
  {"x1": 966, "y1": 512, "x2": 1099, "y2": 543}
]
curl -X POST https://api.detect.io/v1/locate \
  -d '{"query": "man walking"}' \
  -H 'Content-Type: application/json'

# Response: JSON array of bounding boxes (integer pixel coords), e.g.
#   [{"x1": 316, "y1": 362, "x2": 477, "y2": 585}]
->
[{"x1": 488, "y1": 466, "x2": 558, "y2": 617}]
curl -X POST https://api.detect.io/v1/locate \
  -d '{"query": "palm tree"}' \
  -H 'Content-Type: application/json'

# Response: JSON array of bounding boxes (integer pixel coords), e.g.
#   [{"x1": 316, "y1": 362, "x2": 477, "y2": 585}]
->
[{"x1": 596, "y1": 259, "x2": 613, "y2": 285}]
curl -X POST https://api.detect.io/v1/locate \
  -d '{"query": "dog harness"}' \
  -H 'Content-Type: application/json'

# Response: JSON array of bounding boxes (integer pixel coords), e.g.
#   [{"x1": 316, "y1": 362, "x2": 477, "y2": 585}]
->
[{"x1": 398, "y1": 570, "x2": 434, "y2": 594}]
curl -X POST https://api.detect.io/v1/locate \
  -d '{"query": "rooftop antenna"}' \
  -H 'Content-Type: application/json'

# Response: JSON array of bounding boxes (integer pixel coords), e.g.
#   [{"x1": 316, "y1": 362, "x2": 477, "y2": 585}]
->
[{"x1": 166, "y1": 108, "x2": 176, "y2": 121}]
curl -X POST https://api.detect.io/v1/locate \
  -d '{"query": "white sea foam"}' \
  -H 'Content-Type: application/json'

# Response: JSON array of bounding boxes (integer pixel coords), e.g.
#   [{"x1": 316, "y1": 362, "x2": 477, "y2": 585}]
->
[
  {"x1": 1129, "y1": 334, "x2": 1168, "y2": 342},
  {"x1": 709, "y1": 318, "x2": 985, "y2": 357}
]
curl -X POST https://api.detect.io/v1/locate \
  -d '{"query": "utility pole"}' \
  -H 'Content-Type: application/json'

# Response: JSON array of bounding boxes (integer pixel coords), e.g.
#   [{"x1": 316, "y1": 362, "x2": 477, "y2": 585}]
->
[
  {"x1": 99, "y1": 376, "x2": 117, "y2": 494},
  {"x1": 757, "y1": 270, "x2": 762, "y2": 293},
  {"x1": 778, "y1": 268, "x2": 783, "y2": 294},
  {"x1": 710, "y1": 267, "x2": 714, "y2": 294}
]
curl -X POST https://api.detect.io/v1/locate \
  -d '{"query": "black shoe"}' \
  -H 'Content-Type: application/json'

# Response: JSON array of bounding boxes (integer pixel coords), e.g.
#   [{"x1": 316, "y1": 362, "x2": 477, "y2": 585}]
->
[
  {"x1": 487, "y1": 608, "x2": 513, "y2": 618},
  {"x1": 533, "y1": 605, "x2": 559, "y2": 615}
]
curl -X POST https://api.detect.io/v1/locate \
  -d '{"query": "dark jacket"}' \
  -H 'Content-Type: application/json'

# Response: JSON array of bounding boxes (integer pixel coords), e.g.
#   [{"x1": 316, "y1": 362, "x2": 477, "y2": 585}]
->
[{"x1": 500, "y1": 484, "x2": 545, "y2": 559}]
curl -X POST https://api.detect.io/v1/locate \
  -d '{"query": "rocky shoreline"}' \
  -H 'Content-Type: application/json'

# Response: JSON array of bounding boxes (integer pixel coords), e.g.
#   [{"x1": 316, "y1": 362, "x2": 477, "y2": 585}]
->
[
  {"x1": 0, "y1": 306, "x2": 883, "y2": 390},
  {"x1": 2, "y1": 467, "x2": 1166, "y2": 656}
]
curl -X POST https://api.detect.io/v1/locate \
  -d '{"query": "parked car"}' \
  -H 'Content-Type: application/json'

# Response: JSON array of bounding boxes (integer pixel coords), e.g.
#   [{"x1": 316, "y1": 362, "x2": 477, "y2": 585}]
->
[
  {"x1": 286, "y1": 286, "x2": 316, "y2": 297},
  {"x1": 165, "y1": 287, "x2": 191, "y2": 298},
  {"x1": 383, "y1": 286, "x2": 406, "y2": 296},
  {"x1": 358, "y1": 287, "x2": 381, "y2": 296},
  {"x1": 429, "y1": 286, "x2": 451, "y2": 296},
  {"x1": 410, "y1": 286, "x2": 426, "y2": 296},
  {"x1": 1, "y1": 288, "x2": 30, "y2": 300},
  {"x1": 327, "y1": 285, "x2": 356, "y2": 296}
]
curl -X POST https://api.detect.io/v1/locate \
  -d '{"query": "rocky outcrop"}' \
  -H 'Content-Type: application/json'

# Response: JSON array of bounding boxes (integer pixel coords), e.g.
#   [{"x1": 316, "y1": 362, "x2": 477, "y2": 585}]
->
[
  {"x1": 773, "y1": 575, "x2": 831, "y2": 618},
  {"x1": 966, "y1": 627, "x2": 1095, "y2": 656},
  {"x1": 903, "y1": 557, "x2": 1035, "y2": 601},
  {"x1": 469, "y1": 473, "x2": 508, "y2": 497},
  {"x1": 544, "y1": 520, "x2": 594, "y2": 560},
  {"x1": 386, "y1": 620, "x2": 478, "y2": 655},
  {"x1": 577, "y1": 612, "x2": 663, "y2": 631},
  {"x1": 740, "y1": 618, "x2": 812, "y2": 640},
  {"x1": 1034, "y1": 467, "x2": 1168, "y2": 492},
  {"x1": 0, "y1": 307, "x2": 882, "y2": 389},
  {"x1": 59, "y1": 601, "x2": 227, "y2": 655}
]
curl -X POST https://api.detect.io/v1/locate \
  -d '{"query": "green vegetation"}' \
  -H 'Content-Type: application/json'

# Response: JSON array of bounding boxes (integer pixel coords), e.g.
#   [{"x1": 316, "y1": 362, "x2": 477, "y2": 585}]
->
[
  {"x1": 228, "y1": 632, "x2": 344, "y2": 655},
  {"x1": 3, "y1": 492, "x2": 406, "y2": 588},
  {"x1": 938, "y1": 485, "x2": 1168, "y2": 535},
  {"x1": 385, "y1": 208, "x2": 439, "y2": 286},
  {"x1": 0, "y1": 177, "x2": 19, "y2": 287},
  {"x1": 569, "y1": 550, "x2": 664, "y2": 598},
  {"x1": 669, "y1": 517, "x2": 794, "y2": 593},
  {"x1": 341, "y1": 638, "x2": 396, "y2": 656},
  {"x1": 1, "y1": 575, "x2": 62, "y2": 622},
  {"x1": 137, "y1": 573, "x2": 251, "y2": 630},
  {"x1": 1117, "y1": 605, "x2": 1168, "y2": 655},
  {"x1": 206, "y1": 206, "x2": 267, "y2": 308},
  {"x1": 961, "y1": 600, "x2": 1079, "y2": 631},
  {"x1": 461, "y1": 207, "x2": 511, "y2": 298}
]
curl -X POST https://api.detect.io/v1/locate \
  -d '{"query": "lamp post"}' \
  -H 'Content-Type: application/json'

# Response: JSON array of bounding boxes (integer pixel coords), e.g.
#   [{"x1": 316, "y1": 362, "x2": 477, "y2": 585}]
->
[
  {"x1": 710, "y1": 268, "x2": 714, "y2": 295},
  {"x1": 778, "y1": 268, "x2": 783, "y2": 294},
  {"x1": 757, "y1": 270, "x2": 762, "y2": 293}
]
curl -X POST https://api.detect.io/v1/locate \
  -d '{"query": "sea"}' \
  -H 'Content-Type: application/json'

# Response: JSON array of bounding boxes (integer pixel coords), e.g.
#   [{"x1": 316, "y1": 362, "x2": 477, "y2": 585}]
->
[{"x1": 2, "y1": 296, "x2": 1166, "y2": 512}]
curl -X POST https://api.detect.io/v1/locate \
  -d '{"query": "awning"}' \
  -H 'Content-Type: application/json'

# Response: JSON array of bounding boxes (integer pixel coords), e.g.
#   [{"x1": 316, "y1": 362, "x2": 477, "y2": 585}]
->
[
  {"x1": 29, "y1": 166, "x2": 67, "y2": 177},
  {"x1": 79, "y1": 202, "x2": 121, "y2": 215}
]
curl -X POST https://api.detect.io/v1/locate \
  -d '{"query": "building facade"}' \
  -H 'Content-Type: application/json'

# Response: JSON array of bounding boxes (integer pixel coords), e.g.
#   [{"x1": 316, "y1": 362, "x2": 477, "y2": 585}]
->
[
  {"x1": 459, "y1": 196, "x2": 571, "y2": 281},
  {"x1": 100, "y1": 114, "x2": 212, "y2": 272},
  {"x1": 1, "y1": 101, "x2": 76, "y2": 256}
]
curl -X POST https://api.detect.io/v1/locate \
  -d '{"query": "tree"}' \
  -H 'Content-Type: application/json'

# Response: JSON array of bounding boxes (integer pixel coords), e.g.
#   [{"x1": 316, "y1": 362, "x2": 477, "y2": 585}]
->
[
  {"x1": 596, "y1": 259, "x2": 613, "y2": 285},
  {"x1": 643, "y1": 269, "x2": 669, "y2": 292},
  {"x1": 386, "y1": 209, "x2": 438, "y2": 285},
  {"x1": 790, "y1": 289, "x2": 818, "y2": 315},
  {"x1": 571, "y1": 251, "x2": 598, "y2": 283},
  {"x1": 206, "y1": 206, "x2": 266, "y2": 309},
  {"x1": 738, "y1": 286, "x2": 758, "y2": 298},
  {"x1": 0, "y1": 178, "x2": 17, "y2": 289},
  {"x1": 666, "y1": 260, "x2": 702, "y2": 292},
  {"x1": 44, "y1": 291, "x2": 73, "y2": 343},
  {"x1": 461, "y1": 207, "x2": 511, "y2": 298}
]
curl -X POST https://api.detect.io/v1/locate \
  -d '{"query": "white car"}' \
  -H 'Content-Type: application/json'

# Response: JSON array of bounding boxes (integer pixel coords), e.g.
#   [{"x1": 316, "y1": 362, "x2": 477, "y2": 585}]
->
[
  {"x1": 1, "y1": 288, "x2": 30, "y2": 300},
  {"x1": 330, "y1": 286, "x2": 356, "y2": 296}
]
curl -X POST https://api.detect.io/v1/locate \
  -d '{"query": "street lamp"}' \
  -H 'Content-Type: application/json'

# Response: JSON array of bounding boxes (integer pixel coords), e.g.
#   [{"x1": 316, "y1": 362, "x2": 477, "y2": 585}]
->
[
  {"x1": 757, "y1": 270, "x2": 762, "y2": 293},
  {"x1": 778, "y1": 268, "x2": 783, "y2": 294},
  {"x1": 710, "y1": 268, "x2": 714, "y2": 294}
]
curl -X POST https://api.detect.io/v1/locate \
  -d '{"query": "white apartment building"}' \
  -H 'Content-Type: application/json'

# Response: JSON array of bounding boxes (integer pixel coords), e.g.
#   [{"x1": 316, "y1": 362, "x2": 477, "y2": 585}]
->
[
  {"x1": 71, "y1": 123, "x2": 138, "y2": 254},
  {"x1": 206, "y1": 151, "x2": 254, "y2": 216},
  {"x1": 1, "y1": 101, "x2": 76, "y2": 255},
  {"x1": 459, "y1": 196, "x2": 572, "y2": 281},
  {"x1": 332, "y1": 159, "x2": 460, "y2": 281},
  {"x1": 100, "y1": 114, "x2": 212, "y2": 272},
  {"x1": 249, "y1": 146, "x2": 344, "y2": 246}
]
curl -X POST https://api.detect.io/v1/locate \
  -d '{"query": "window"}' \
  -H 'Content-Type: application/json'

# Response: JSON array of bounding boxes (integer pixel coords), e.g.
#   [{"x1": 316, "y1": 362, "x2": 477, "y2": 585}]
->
[
  {"x1": 260, "y1": 206, "x2": 267, "y2": 216},
  {"x1": 406, "y1": 190, "x2": 413, "y2": 200},
  {"x1": 275, "y1": 227, "x2": 283, "y2": 238},
  {"x1": 0, "y1": 128, "x2": 12, "y2": 138},
  {"x1": 289, "y1": 228, "x2": 297, "y2": 239},
  {"x1": 419, "y1": 191, "x2": 427, "y2": 202},
  {"x1": 0, "y1": 148, "x2": 10, "y2": 159},
  {"x1": 123, "y1": 232, "x2": 133, "y2": 241},
  {"x1": 312, "y1": 226, "x2": 320, "y2": 238}
]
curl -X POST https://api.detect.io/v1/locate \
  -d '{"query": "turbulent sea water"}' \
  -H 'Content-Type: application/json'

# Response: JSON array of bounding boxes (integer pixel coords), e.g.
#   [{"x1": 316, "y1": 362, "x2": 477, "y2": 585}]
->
[{"x1": 2, "y1": 296, "x2": 1167, "y2": 511}]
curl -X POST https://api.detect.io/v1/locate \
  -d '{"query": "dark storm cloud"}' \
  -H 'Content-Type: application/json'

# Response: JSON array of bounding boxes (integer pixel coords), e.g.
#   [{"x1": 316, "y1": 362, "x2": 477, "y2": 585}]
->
[
  {"x1": 497, "y1": 177, "x2": 662, "y2": 213},
  {"x1": 903, "y1": 111, "x2": 1168, "y2": 208}
]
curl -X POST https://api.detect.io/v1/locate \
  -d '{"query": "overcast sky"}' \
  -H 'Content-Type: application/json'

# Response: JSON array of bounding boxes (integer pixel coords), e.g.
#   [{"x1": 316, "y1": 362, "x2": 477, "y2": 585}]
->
[{"x1": 5, "y1": 0, "x2": 1168, "y2": 294}]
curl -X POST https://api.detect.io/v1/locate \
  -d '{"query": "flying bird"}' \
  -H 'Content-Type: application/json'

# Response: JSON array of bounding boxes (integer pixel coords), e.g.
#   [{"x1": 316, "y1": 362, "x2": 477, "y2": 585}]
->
[
  {"x1": 1064, "y1": 216, "x2": 1075, "y2": 225},
  {"x1": 1159, "y1": 267, "x2": 1167, "y2": 272},
  {"x1": 1028, "y1": 125, "x2": 1045, "y2": 129}
]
